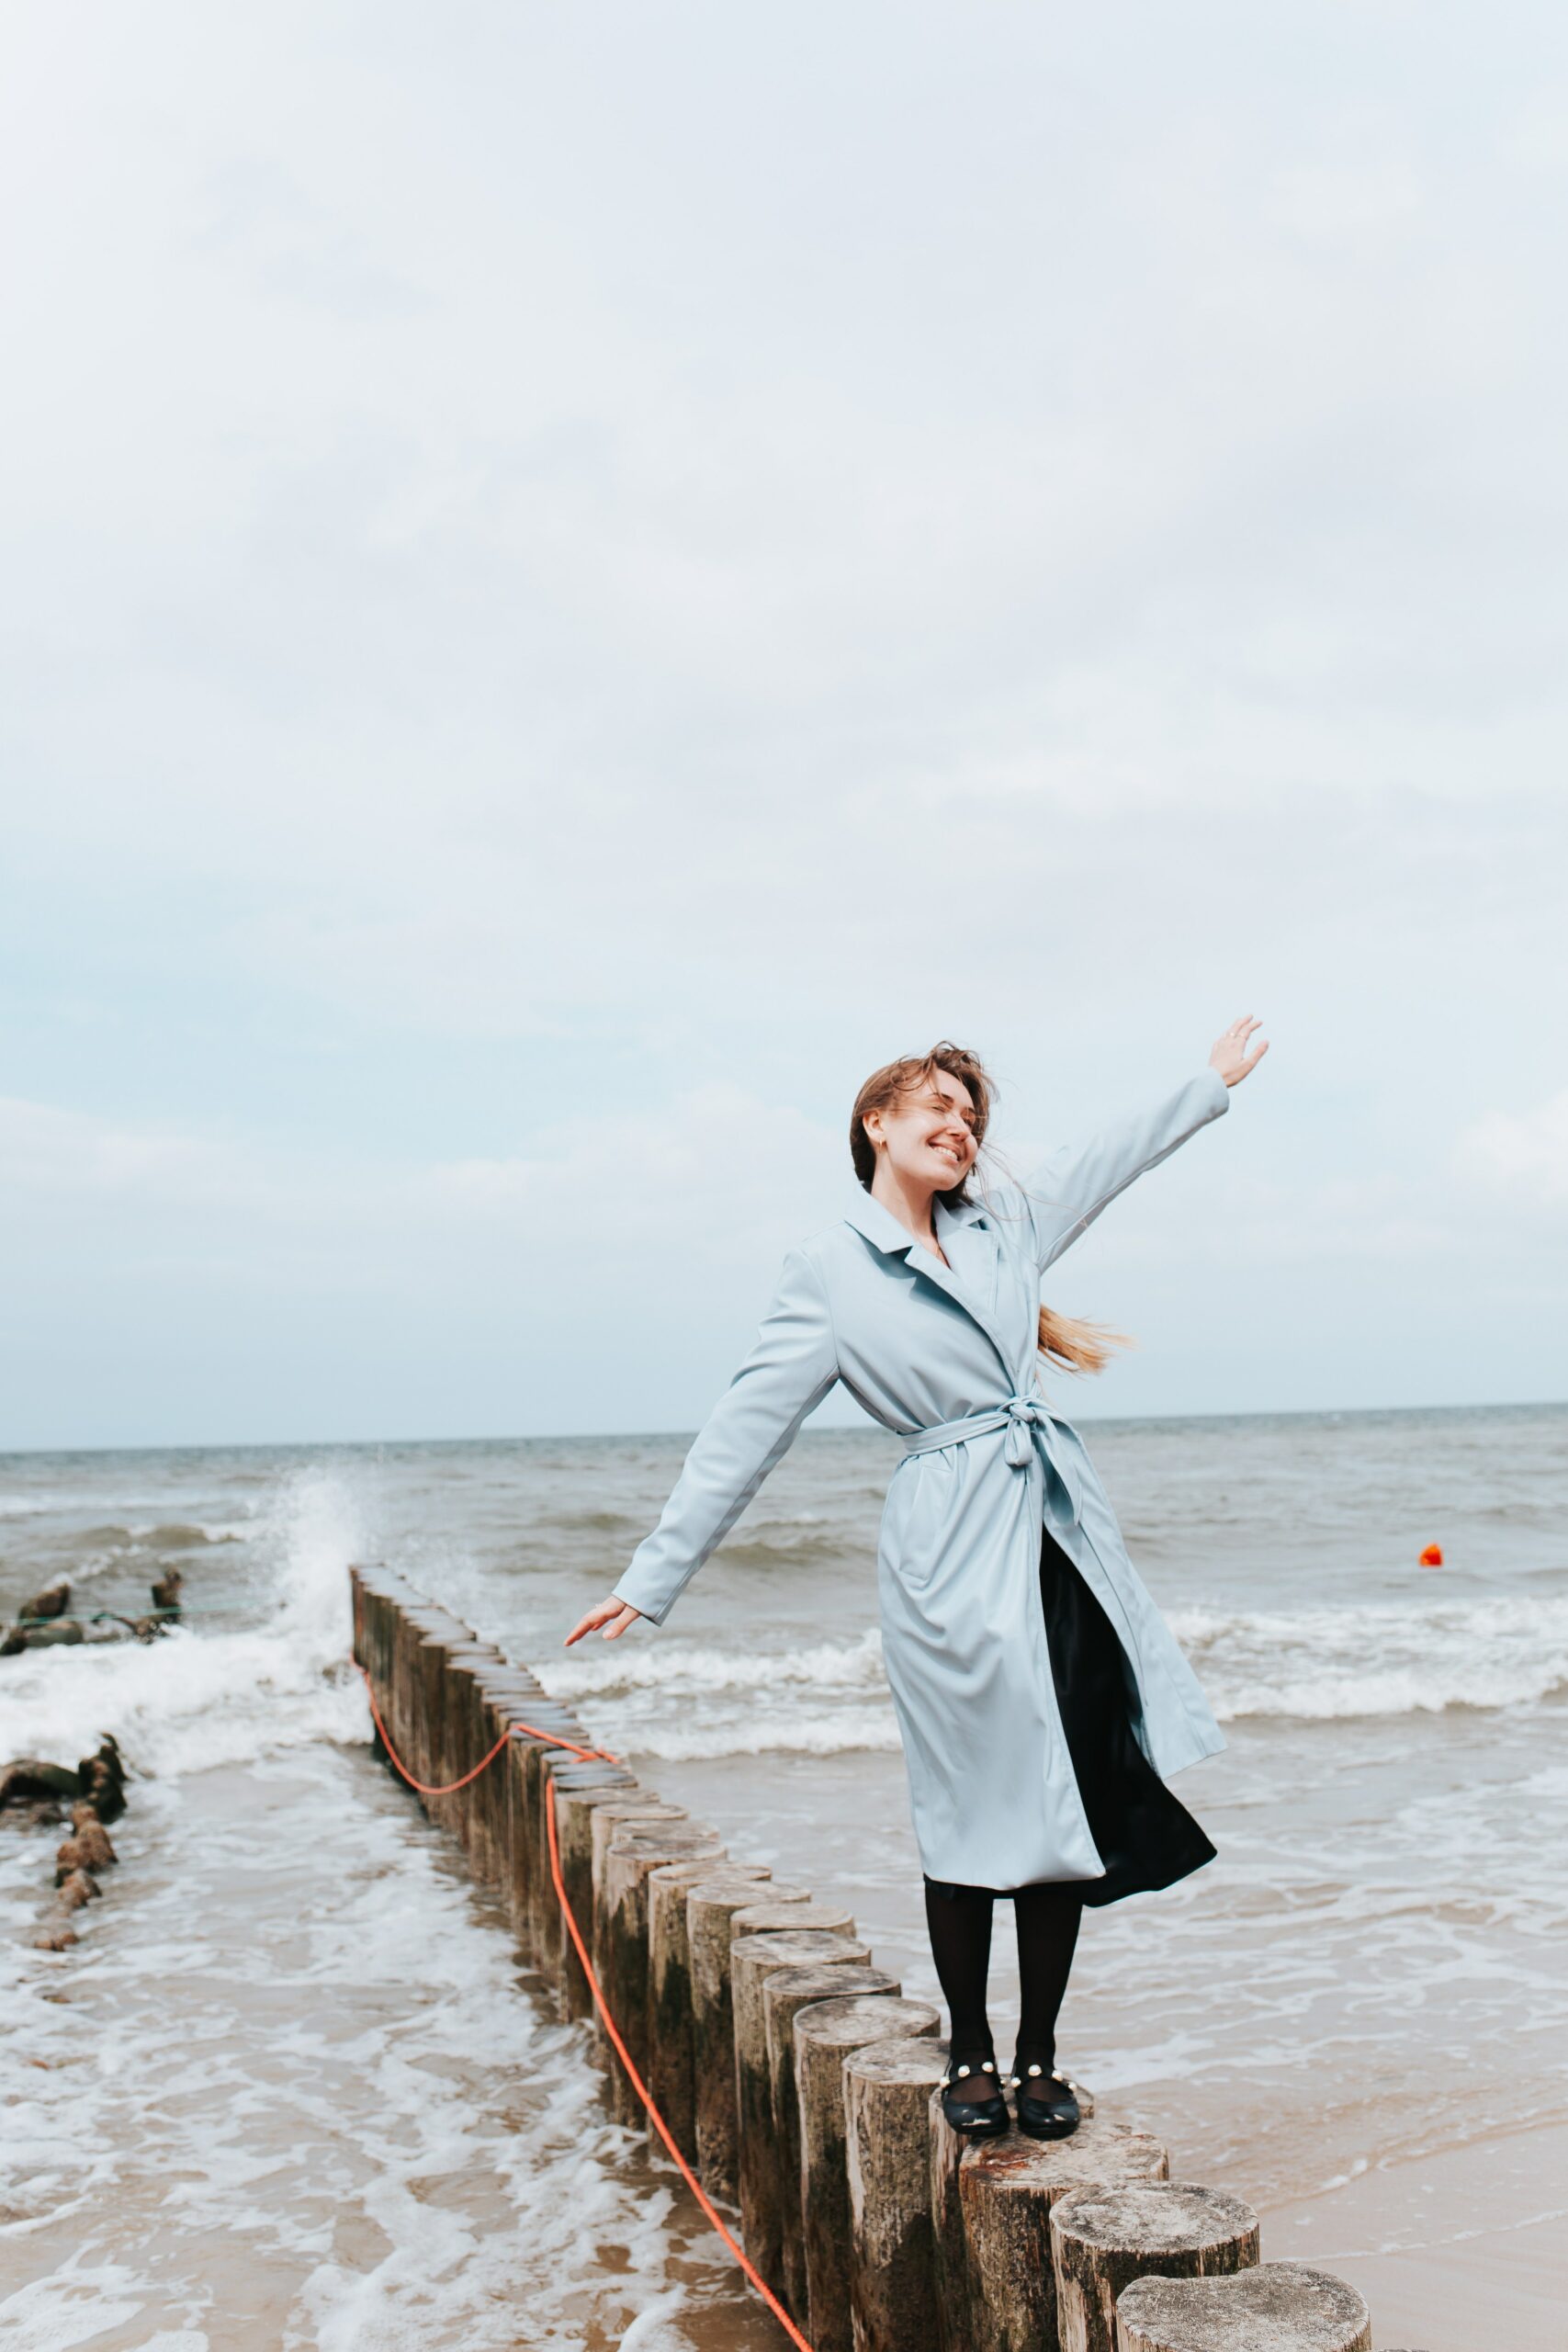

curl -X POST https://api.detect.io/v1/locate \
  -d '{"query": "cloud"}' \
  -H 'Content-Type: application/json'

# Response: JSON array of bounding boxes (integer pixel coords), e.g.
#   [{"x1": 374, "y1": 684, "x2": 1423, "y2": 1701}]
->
[
  {"x1": 1454, "y1": 1092, "x2": 1568, "y2": 1206},
  {"x1": 0, "y1": 3, "x2": 1562, "y2": 1437}
]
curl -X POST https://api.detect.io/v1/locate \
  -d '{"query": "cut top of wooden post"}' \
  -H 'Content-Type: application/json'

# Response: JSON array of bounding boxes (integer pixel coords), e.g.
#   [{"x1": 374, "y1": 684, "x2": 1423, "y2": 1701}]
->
[
  {"x1": 689, "y1": 1878, "x2": 806, "y2": 1919},
  {"x1": 764, "y1": 1963, "x2": 900, "y2": 2056},
  {"x1": 962, "y1": 2117, "x2": 1168, "y2": 2203},
  {"x1": 1113, "y1": 2262, "x2": 1371, "y2": 2352},
  {"x1": 651, "y1": 1860, "x2": 768, "y2": 1894},
  {"x1": 730, "y1": 1901, "x2": 855, "y2": 1939},
  {"x1": 794, "y1": 1993, "x2": 942, "y2": 2056},
  {"x1": 1052, "y1": 2180, "x2": 1259, "y2": 2264},
  {"x1": 732, "y1": 1928, "x2": 870, "y2": 1977},
  {"x1": 609, "y1": 1828, "x2": 723, "y2": 1864},
  {"x1": 843, "y1": 2032, "x2": 947, "y2": 2091},
  {"x1": 590, "y1": 1802, "x2": 684, "y2": 1869}
]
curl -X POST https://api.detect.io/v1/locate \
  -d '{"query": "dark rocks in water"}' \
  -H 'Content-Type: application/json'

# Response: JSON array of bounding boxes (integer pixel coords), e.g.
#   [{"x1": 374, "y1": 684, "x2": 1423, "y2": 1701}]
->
[
  {"x1": 0, "y1": 1760, "x2": 81, "y2": 1808},
  {"x1": 4, "y1": 1798, "x2": 65, "y2": 1830},
  {"x1": 57, "y1": 1822, "x2": 116, "y2": 1876},
  {"x1": 34, "y1": 1925, "x2": 79, "y2": 1951},
  {"x1": 22, "y1": 1579, "x2": 71, "y2": 1621},
  {"x1": 150, "y1": 1566, "x2": 184, "y2": 1614},
  {"x1": 92, "y1": 1613, "x2": 167, "y2": 1645},
  {"x1": 56, "y1": 1867, "x2": 101, "y2": 1910},
  {"x1": 2, "y1": 1619, "x2": 86, "y2": 1654},
  {"x1": 76, "y1": 1737, "x2": 126, "y2": 1825}
]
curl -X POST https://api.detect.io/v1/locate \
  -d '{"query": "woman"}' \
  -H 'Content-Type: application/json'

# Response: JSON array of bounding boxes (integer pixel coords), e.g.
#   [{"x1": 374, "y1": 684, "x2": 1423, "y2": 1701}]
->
[{"x1": 565, "y1": 1018, "x2": 1267, "y2": 2140}]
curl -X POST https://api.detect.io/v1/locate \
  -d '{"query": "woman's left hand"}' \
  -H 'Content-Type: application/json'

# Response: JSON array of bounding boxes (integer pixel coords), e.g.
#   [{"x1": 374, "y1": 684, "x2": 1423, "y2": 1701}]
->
[
  {"x1": 1209, "y1": 1014, "x2": 1269, "y2": 1087},
  {"x1": 563, "y1": 1594, "x2": 644, "y2": 1645}
]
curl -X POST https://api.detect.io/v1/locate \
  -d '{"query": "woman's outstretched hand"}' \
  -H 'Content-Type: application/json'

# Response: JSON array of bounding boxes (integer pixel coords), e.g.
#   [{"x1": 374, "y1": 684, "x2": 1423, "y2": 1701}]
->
[
  {"x1": 1209, "y1": 1014, "x2": 1269, "y2": 1087},
  {"x1": 564, "y1": 1595, "x2": 644, "y2": 1645}
]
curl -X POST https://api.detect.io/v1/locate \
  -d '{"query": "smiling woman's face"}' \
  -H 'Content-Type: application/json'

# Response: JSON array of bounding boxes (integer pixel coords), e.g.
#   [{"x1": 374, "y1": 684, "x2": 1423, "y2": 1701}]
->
[{"x1": 863, "y1": 1066, "x2": 979, "y2": 1198}]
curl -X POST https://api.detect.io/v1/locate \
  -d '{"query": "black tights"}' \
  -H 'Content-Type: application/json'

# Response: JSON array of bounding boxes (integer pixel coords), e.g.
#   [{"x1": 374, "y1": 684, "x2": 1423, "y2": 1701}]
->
[{"x1": 923, "y1": 1877, "x2": 1082, "y2": 2068}]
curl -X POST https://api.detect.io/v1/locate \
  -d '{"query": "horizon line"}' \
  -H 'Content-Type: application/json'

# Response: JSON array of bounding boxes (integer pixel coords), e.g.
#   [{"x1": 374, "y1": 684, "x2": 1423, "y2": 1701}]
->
[{"x1": 1, "y1": 1394, "x2": 1563, "y2": 1463}]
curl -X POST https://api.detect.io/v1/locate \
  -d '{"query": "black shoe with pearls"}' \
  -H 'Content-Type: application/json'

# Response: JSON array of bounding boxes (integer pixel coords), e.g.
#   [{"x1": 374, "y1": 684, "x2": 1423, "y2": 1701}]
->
[
  {"x1": 1010, "y1": 2055, "x2": 1080, "y2": 2140},
  {"x1": 937, "y1": 2048, "x2": 1009, "y2": 2136}
]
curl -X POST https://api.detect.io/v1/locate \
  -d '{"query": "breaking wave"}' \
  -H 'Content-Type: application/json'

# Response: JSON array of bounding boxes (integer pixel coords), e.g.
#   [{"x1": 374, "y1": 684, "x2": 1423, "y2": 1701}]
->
[
  {"x1": 534, "y1": 1590, "x2": 1568, "y2": 1758},
  {"x1": 0, "y1": 1472, "x2": 367, "y2": 1781}
]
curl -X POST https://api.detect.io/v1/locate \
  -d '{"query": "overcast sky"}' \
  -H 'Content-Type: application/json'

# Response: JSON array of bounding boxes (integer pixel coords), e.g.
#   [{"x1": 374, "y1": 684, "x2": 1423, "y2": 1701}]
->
[{"x1": 2, "y1": 1, "x2": 1563, "y2": 1450}]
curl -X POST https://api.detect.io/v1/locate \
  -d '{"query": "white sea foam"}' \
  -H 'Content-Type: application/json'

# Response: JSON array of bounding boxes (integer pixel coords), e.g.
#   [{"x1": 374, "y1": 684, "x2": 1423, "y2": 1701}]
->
[
  {"x1": 541, "y1": 1621, "x2": 887, "y2": 1700},
  {"x1": 613, "y1": 1706, "x2": 903, "y2": 1761},
  {"x1": 1174, "y1": 1591, "x2": 1568, "y2": 1723},
  {"x1": 0, "y1": 1732, "x2": 722, "y2": 2349},
  {"x1": 0, "y1": 1470, "x2": 368, "y2": 1781}
]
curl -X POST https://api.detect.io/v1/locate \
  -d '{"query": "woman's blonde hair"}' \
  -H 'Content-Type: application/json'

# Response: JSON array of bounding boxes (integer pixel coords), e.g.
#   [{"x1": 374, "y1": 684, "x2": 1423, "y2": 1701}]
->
[{"x1": 850, "y1": 1042, "x2": 1132, "y2": 1377}]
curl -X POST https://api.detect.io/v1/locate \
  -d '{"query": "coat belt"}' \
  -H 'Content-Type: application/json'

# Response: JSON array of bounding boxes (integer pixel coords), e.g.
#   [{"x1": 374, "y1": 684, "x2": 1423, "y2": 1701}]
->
[{"x1": 900, "y1": 1395, "x2": 1084, "y2": 1531}]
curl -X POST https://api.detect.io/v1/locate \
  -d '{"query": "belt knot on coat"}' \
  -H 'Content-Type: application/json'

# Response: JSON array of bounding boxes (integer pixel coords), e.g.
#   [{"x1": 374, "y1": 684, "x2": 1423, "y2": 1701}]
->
[{"x1": 901, "y1": 1394, "x2": 1085, "y2": 1527}]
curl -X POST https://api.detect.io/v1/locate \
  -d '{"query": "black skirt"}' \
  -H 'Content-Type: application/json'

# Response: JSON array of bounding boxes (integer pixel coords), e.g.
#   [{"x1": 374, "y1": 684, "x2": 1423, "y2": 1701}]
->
[{"x1": 927, "y1": 1522, "x2": 1216, "y2": 1906}]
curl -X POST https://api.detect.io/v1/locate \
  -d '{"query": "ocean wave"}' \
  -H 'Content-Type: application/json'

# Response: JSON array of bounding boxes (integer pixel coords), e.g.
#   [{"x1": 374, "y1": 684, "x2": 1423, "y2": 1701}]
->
[
  {"x1": 611, "y1": 1709, "x2": 903, "y2": 1761},
  {"x1": 1177, "y1": 1593, "x2": 1568, "y2": 1723},
  {"x1": 540, "y1": 1623, "x2": 886, "y2": 1701},
  {"x1": 0, "y1": 1474, "x2": 366, "y2": 1780},
  {"x1": 538, "y1": 1591, "x2": 1568, "y2": 1757}
]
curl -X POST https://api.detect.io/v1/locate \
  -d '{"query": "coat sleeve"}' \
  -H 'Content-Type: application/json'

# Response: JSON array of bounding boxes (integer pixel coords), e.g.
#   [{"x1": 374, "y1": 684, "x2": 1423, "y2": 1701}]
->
[
  {"x1": 610, "y1": 1244, "x2": 840, "y2": 1626},
  {"x1": 1011, "y1": 1066, "x2": 1231, "y2": 1272}
]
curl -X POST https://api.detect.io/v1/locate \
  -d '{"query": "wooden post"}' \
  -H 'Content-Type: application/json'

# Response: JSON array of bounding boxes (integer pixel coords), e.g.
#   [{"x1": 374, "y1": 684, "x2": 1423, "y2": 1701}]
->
[
  {"x1": 958, "y1": 2120, "x2": 1168, "y2": 2352},
  {"x1": 495, "y1": 1707, "x2": 575, "y2": 1956},
  {"x1": 600, "y1": 1826, "x2": 725, "y2": 2120},
  {"x1": 687, "y1": 1879, "x2": 810, "y2": 2199},
  {"x1": 732, "y1": 1928, "x2": 871, "y2": 2287},
  {"x1": 469, "y1": 1673, "x2": 544, "y2": 1888},
  {"x1": 761, "y1": 1962, "x2": 900, "y2": 2316},
  {"x1": 525, "y1": 1711, "x2": 605, "y2": 1890},
  {"x1": 435, "y1": 1647, "x2": 505, "y2": 1846},
  {"x1": 1114, "y1": 2264, "x2": 1371, "y2": 2352},
  {"x1": 728, "y1": 1918, "x2": 864, "y2": 2267},
  {"x1": 648, "y1": 1861, "x2": 771, "y2": 2164},
  {"x1": 409, "y1": 1624, "x2": 463, "y2": 1814},
  {"x1": 843, "y1": 2033, "x2": 948, "y2": 2352},
  {"x1": 795, "y1": 1996, "x2": 941, "y2": 2352},
  {"x1": 535, "y1": 1761, "x2": 637, "y2": 1987},
  {"x1": 1050, "y1": 2182, "x2": 1259, "y2": 2352},
  {"x1": 553, "y1": 1785, "x2": 661, "y2": 2017},
  {"x1": 930, "y1": 2077, "x2": 1096, "y2": 2352},
  {"x1": 409, "y1": 1624, "x2": 458, "y2": 1796},
  {"x1": 590, "y1": 1802, "x2": 686, "y2": 1999}
]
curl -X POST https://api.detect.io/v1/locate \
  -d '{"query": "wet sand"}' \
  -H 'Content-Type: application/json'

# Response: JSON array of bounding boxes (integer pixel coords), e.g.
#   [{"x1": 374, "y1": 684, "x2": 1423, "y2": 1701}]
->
[{"x1": 1261, "y1": 2124, "x2": 1568, "y2": 2352}]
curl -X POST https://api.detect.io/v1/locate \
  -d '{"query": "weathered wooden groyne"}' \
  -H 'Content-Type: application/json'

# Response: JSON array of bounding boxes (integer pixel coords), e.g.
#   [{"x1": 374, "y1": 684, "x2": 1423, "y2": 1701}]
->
[{"x1": 351, "y1": 1564, "x2": 1376, "y2": 2352}]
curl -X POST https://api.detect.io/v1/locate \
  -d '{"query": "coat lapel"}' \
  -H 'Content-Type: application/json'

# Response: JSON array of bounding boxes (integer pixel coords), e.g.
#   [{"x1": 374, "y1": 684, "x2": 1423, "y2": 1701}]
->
[{"x1": 842, "y1": 1189, "x2": 1018, "y2": 1384}]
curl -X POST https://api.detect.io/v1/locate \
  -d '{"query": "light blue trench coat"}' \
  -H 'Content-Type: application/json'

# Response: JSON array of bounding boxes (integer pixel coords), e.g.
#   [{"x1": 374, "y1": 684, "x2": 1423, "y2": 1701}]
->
[{"x1": 611, "y1": 1066, "x2": 1233, "y2": 1890}]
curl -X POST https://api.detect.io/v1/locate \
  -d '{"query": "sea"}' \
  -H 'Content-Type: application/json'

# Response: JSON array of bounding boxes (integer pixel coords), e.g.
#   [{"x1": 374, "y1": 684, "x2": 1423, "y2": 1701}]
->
[{"x1": 2, "y1": 1403, "x2": 1566, "y2": 2351}]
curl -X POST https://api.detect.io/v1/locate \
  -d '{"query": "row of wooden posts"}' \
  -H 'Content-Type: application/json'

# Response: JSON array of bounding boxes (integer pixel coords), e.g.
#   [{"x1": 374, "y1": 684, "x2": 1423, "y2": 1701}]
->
[{"x1": 350, "y1": 1566, "x2": 1374, "y2": 2352}]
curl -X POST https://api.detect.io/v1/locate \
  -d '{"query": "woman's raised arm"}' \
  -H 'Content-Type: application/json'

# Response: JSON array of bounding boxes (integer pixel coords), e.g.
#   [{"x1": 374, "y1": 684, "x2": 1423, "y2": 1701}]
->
[{"x1": 1011, "y1": 1016, "x2": 1266, "y2": 1273}]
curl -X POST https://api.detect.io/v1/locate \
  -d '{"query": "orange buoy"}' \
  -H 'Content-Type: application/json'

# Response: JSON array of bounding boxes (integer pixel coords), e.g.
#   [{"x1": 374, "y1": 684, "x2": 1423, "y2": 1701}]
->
[{"x1": 1419, "y1": 1543, "x2": 1443, "y2": 1567}]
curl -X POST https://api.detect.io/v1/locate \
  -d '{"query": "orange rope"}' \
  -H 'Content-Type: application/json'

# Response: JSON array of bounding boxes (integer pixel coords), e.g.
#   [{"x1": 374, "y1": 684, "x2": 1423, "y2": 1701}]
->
[
  {"x1": 529, "y1": 1724, "x2": 818, "y2": 2352},
  {"x1": 360, "y1": 1668, "x2": 513, "y2": 1795},
  {"x1": 361, "y1": 1666, "x2": 817, "y2": 2350}
]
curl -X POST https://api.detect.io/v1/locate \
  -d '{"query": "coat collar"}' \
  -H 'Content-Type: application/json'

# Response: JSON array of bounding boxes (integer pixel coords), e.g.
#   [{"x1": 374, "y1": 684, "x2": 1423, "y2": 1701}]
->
[
  {"x1": 841, "y1": 1185, "x2": 988, "y2": 1255},
  {"x1": 842, "y1": 1185, "x2": 1014, "y2": 1378}
]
